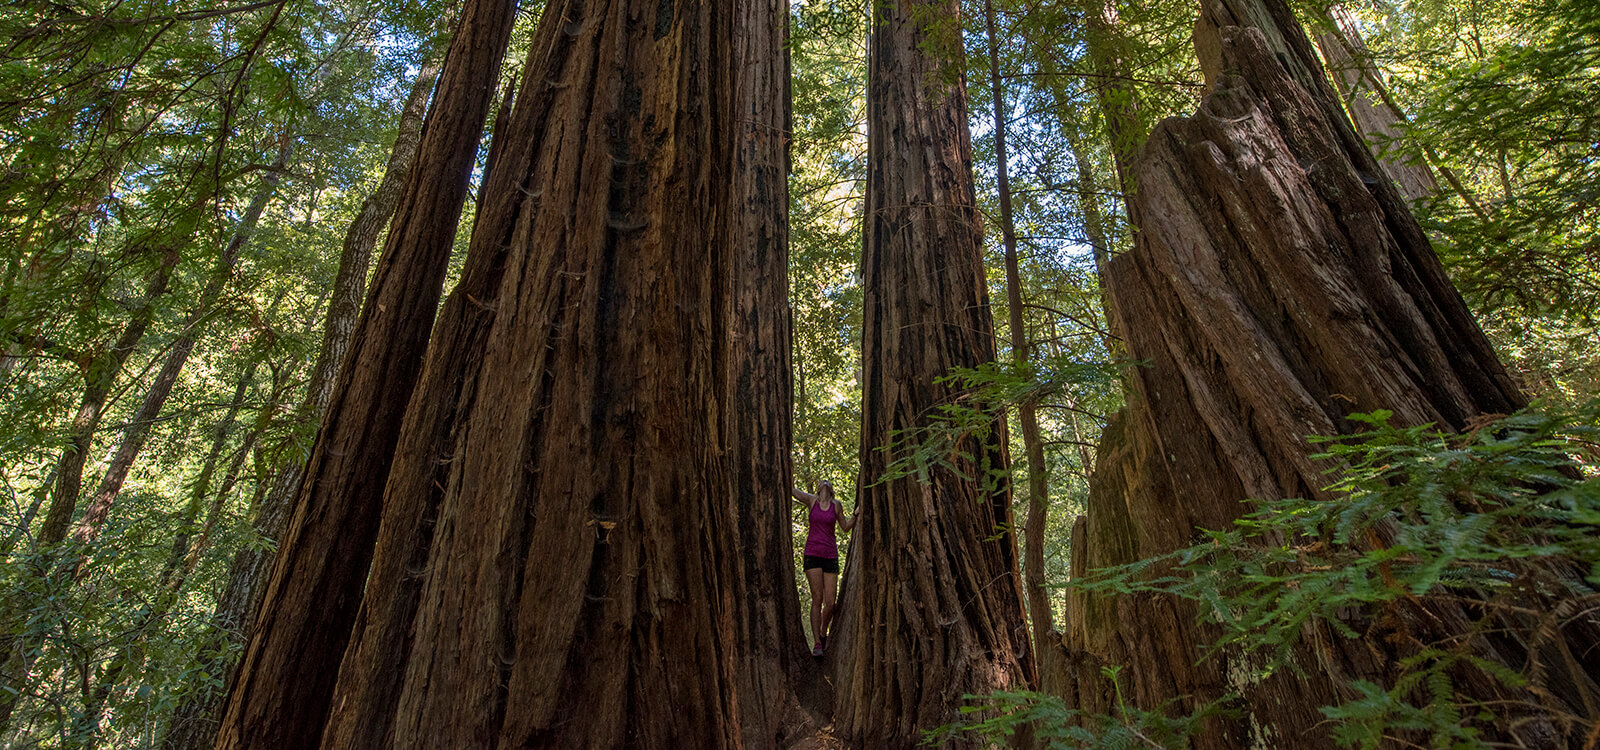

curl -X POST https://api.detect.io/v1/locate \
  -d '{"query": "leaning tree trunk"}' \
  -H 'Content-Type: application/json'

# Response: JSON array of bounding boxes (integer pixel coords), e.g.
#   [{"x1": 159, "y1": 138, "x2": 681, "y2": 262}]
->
[
  {"x1": 1060, "y1": 0, "x2": 1597, "y2": 745},
  {"x1": 1308, "y1": 3, "x2": 1491, "y2": 223},
  {"x1": 63, "y1": 133, "x2": 291, "y2": 555},
  {"x1": 0, "y1": 140, "x2": 290, "y2": 733},
  {"x1": 317, "y1": 2, "x2": 757, "y2": 747},
  {"x1": 828, "y1": 0, "x2": 1034, "y2": 746},
  {"x1": 212, "y1": 0, "x2": 516, "y2": 745},
  {"x1": 159, "y1": 51, "x2": 442, "y2": 750},
  {"x1": 34, "y1": 253, "x2": 175, "y2": 551},
  {"x1": 725, "y1": 0, "x2": 821, "y2": 742}
]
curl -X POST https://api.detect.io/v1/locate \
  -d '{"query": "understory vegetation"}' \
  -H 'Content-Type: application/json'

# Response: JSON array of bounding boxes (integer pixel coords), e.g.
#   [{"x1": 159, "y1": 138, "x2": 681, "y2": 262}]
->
[{"x1": 945, "y1": 402, "x2": 1600, "y2": 748}]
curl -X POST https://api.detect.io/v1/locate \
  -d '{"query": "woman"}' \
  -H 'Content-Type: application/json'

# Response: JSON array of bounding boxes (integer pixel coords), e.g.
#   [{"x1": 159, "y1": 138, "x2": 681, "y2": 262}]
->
[{"x1": 791, "y1": 480, "x2": 856, "y2": 656}]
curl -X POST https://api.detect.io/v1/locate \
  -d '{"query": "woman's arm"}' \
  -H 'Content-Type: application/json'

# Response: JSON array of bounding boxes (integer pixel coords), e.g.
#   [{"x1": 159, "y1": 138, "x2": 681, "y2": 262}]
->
[
  {"x1": 791, "y1": 487, "x2": 816, "y2": 508},
  {"x1": 839, "y1": 507, "x2": 858, "y2": 533}
]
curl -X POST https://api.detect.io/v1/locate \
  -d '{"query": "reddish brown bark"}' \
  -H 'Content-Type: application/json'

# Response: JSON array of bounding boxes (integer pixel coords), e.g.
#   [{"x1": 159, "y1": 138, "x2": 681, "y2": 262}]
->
[
  {"x1": 321, "y1": 2, "x2": 767, "y2": 746},
  {"x1": 213, "y1": 1, "x2": 516, "y2": 745},
  {"x1": 725, "y1": 0, "x2": 821, "y2": 742},
  {"x1": 1061, "y1": 1, "x2": 1597, "y2": 744},
  {"x1": 828, "y1": 1, "x2": 1034, "y2": 746}
]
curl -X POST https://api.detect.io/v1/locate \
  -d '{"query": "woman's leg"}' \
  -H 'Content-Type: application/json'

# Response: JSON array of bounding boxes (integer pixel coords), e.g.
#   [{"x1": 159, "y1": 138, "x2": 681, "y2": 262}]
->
[
  {"x1": 819, "y1": 571, "x2": 839, "y2": 640},
  {"x1": 805, "y1": 567, "x2": 824, "y2": 648}
]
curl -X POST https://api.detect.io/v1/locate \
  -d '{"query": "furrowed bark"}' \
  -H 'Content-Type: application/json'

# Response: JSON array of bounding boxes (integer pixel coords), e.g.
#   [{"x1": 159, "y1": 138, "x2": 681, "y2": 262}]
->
[
  {"x1": 1063, "y1": 1, "x2": 1597, "y2": 744},
  {"x1": 726, "y1": 0, "x2": 820, "y2": 741},
  {"x1": 320, "y1": 2, "x2": 755, "y2": 746},
  {"x1": 213, "y1": 0, "x2": 516, "y2": 744},
  {"x1": 829, "y1": 0, "x2": 1034, "y2": 745}
]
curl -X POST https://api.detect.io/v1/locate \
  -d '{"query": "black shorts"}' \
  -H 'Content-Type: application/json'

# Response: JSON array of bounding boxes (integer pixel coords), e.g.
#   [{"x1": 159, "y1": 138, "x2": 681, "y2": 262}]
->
[{"x1": 803, "y1": 555, "x2": 839, "y2": 575}]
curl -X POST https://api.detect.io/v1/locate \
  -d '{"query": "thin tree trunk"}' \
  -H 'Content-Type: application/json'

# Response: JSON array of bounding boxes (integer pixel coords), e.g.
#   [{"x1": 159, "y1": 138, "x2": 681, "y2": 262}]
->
[
  {"x1": 1081, "y1": 1, "x2": 1138, "y2": 346},
  {"x1": 302, "y1": 56, "x2": 443, "y2": 432},
  {"x1": 35, "y1": 253, "x2": 176, "y2": 549},
  {"x1": 66, "y1": 135, "x2": 292, "y2": 552},
  {"x1": 212, "y1": 0, "x2": 516, "y2": 743},
  {"x1": 1305, "y1": 6, "x2": 1490, "y2": 220},
  {"x1": 1067, "y1": 143, "x2": 1121, "y2": 358},
  {"x1": 160, "y1": 361, "x2": 258, "y2": 586},
  {"x1": 0, "y1": 469, "x2": 52, "y2": 559},
  {"x1": 319, "y1": 2, "x2": 755, "y2": 746},
  {"x1": 0, "y1": 141, "x2": 289, "y2": 734},
  {"x1": 1083, "y1": 0, "x2": 1142, "y2": 207},
  {"x1": 829, "y1": 0, "x2": 1035, "y2": 745},
  {"x1": 175, "y1": 425, "x2": 260, "y2": 587},
  {"x1": 984, "y1": 0, "x2": 1067, "y2": 696}
]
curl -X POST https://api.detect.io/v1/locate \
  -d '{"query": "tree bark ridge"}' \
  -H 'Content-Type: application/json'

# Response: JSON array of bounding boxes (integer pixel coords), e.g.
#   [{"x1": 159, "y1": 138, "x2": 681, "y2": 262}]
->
[
  {"x1": 214, "y1": 0, "x2": 515, "y2": 744},
  {"x1": 830, "y1": 1, "x2": 1034, "y2": 745},
  {"x1": 321, "y1": 2, "x2": 766, "y2": 746}
]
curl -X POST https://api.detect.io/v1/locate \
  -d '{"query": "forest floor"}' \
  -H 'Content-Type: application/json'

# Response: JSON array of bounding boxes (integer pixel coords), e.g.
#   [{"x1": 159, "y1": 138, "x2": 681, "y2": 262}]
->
[{"x1": 788, "y1": 725, "x2": 846, "y2": 750}]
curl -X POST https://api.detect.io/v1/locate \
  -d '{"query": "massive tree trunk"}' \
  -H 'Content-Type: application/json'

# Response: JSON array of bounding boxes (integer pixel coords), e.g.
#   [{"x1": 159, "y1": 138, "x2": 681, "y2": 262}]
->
[
  {"x1": 320, "y1": 2, "x2": 763, "y2": 746},
  {"x1": 159, "y1": 52, "x2": 442, "y2": 750},
  {"x1": 725, "y1": 0, "x2": 820, "y2": 742},
  {"x1": 828, "y1": 1, "x2": 1034, "y2": 745},
  {"x1": 1060, "y1": 0, "x2": 1597, "y2": 745},
  {"x1": 213, "y1": 0, "x2": 516, "y2": 744}
]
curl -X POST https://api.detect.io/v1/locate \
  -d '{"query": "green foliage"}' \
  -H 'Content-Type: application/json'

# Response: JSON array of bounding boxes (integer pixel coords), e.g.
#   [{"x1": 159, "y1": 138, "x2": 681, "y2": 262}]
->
[
  {"x1": 1406, "y1": 0, "x2": 1600, "y2": 319},
  {"x1": 878, "y1": 357, "x2": 1125, "y2": 493},
  {"x1": 1068, "y1": 403, "x2": 1600, "y2": 747},
  {"x1": 1343, "y1": 0, "x2": 1600, "y2": 405},
  {"x1": 930, "y1": 668, "x2": 1231, "y2": 748},
  {"x1": 790, "y1": 0, "x2": 867, "y2": 495},
  {"x1": 0, "y1": 0, "x2": 458, "y2": 744}
]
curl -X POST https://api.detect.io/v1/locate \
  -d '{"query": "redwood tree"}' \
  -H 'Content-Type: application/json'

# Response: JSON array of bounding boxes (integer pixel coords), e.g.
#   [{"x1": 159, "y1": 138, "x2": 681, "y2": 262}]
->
[
  {"x1": 725, "y1": 0, "x2": 823, "y2": 741},
  {"x1": 829, "y1": 0, "x2": 1034, "y2": 745},
  {"x1": 213, "y1": 0, "x2": 517, "y2": 744},
  {"x1": 1059, "y1": 0, "x2": 1599, "y2": 744},
  {"x1": 319, "y1": 1, "x2": 774, "y2": 746}
]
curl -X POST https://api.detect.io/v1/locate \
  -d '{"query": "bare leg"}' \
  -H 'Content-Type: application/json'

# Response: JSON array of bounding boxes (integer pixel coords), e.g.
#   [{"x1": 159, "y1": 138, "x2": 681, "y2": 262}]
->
[
  {"x1": 819, "y1": 571, "x2": 839, "y2": 641},
  {"x1": 805, "y1": 567, "x2": 824, "y2": 650}
]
